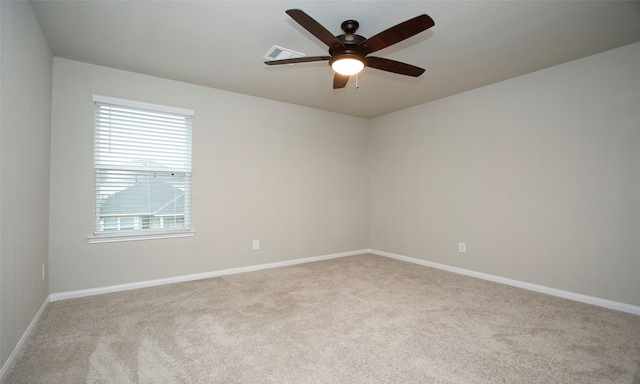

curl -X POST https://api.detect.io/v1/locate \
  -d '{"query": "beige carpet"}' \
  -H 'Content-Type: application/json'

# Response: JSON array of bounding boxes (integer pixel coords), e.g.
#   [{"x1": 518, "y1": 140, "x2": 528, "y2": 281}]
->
[{"x1": 5, "y1": 254, "x2": 640, "y2": 383}]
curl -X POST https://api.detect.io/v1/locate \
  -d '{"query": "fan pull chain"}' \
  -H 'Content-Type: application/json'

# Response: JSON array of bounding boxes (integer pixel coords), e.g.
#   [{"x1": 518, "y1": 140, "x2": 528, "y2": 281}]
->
[{"x1": 355, "y1": 73, "x2": 359, "y2": 89}]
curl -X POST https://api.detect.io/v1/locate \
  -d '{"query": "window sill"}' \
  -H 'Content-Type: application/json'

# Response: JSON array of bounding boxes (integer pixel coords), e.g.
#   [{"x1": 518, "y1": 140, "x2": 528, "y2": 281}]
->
[{"x1": 87, "y1": 230, "x2": 195, "y2": 244}]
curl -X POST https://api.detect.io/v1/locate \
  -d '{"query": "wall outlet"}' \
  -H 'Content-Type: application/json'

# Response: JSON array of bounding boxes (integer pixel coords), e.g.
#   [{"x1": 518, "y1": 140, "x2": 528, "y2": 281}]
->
[
  {"x1": 458, "y1": 242, "x2": 466, "y2": 253},
  {"x1": 42, "y1": 263, "x2": 46, "y2": 281},
  {"x1": 252, "y1": 240, "x2": 260, "y2": 250}
]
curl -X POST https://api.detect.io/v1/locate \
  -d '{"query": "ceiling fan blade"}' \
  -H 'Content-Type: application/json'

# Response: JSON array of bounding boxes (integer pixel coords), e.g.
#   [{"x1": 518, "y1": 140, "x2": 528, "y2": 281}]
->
[
  {"x1": 286, "y1": 9, "x2": 345, "y2": 51},
  {"x1": 366, "y1": 57, "x2": 425, "y2": 77},
  {"x1": 333, "y1": 73, "x2": 350, "y2": 89},
  {"x1": 264, "y1": 56, "x2": 331, "y2": 65},
  {"x1": 358, "y1": 14, "x2": 434, "y2": 55}
]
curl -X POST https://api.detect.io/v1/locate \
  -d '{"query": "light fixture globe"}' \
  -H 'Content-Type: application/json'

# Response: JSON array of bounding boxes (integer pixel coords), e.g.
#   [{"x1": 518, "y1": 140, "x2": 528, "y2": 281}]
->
[{"x1": 330, "y1": 54, "x2": 365, "y2": 76}]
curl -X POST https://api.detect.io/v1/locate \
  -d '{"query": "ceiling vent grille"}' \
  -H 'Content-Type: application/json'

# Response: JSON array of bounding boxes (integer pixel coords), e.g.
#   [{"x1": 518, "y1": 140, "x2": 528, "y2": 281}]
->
[{"x1": 263, "y1": 45, "x2": 305, "y2": 61}]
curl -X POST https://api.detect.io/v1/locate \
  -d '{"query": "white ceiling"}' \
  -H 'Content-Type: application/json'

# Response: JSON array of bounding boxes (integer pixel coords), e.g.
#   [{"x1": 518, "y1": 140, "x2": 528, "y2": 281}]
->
[{"x1": 30, "y1": 0, "x2": 640, "y2": 118}]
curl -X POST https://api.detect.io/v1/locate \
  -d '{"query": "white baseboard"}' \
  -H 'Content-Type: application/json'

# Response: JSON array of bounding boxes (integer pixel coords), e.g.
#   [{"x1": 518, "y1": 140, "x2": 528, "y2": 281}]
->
[
  {"x1": 49, "y1": 249, "x2": 367, "y2": 302},
  {"x1": 46, "y1": 247, "x2": 640, "y2": 312},
  {"x1": 368, "y1": 249, "x2": 640, "y2": 316},
  {"x1": 0, "y1": 296, "x2": 49, "y2": 382}
]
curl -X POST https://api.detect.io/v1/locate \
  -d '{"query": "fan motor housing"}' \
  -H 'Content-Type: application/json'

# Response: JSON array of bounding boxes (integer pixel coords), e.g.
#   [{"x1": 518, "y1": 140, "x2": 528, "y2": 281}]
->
[{"x1": 330, "y1": 34, "x2": 366, "y2": 56}]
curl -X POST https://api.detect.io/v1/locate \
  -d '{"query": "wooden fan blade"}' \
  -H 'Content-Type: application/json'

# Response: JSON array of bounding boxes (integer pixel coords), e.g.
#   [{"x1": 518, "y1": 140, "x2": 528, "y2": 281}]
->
[
  {"x1": 358, "y1": 14, "x2": 434, "y2": 55},
  {"x1": 366, "y1": 57, "x2": 425, "y2": 77},
  {"x1": 264, "y1": 56, "x2": 331, "y2": 65},
  {"x1": 286, "y1": 9, "x2": 345, "y2": 50},
  {"x1": 333, "y1": 73, "x2": 350, "y2": 89}
]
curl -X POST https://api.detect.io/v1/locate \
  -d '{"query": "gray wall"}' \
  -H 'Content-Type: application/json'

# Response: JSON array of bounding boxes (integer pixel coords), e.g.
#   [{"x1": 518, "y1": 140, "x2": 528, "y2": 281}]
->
[
  {"x1": 49, "y1": 58, "x2": 370, "y2": 293},
  {"x1": 369, "y1": 42, "x2": 640, "y2": 306},
  {"x1": 0, "y1": 0, "x2": 52, "y2": 368}
]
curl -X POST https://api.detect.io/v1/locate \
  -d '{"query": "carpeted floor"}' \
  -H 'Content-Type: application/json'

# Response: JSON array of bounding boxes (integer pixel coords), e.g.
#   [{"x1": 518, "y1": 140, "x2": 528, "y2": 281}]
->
[{"x1": 5, "y1": 254, "x2": 640, "y2": 383}]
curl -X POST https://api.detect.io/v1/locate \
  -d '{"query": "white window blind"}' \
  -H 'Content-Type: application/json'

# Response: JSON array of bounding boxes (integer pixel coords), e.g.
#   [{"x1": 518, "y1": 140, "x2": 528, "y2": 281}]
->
[{"x1": 93, "y1": 95, "x2": 193, "y2": 238}]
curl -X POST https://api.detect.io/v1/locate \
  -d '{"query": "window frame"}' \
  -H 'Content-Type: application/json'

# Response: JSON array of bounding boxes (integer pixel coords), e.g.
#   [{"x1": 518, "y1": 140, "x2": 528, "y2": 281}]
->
[{"x1": 88, "y1": 95, "x2": 195, "y2": 244}]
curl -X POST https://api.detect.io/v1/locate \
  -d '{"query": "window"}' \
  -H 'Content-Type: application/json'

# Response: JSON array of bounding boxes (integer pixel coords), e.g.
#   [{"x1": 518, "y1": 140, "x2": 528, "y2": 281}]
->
[{"x1": 92, "y1": 95, "x2": 194, "y2": 241}]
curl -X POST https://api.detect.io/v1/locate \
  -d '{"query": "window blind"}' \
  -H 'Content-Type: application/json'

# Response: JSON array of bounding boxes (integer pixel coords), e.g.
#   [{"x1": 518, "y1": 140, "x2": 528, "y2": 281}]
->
[{"x1": 93, "y1": 95, "x2": 193, "y2": 236}]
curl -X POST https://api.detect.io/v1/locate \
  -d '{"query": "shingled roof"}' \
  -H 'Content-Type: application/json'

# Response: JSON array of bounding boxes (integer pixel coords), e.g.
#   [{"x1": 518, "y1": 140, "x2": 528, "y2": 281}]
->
[{"x1": 99, "y1": 178, "x2": 185, "y2": 217}]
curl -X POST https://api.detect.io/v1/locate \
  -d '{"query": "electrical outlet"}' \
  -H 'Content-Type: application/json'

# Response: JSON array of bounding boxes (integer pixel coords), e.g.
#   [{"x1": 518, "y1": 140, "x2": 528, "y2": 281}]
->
[
  {"x1": 458, "y1": 242, "x2": 466, "y2": 253},
  {"x1": 252, "y1": 240, "x2": 260, "y2": 250}
]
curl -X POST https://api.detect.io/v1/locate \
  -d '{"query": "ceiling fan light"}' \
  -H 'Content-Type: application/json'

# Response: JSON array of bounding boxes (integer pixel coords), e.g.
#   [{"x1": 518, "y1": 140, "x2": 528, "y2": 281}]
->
[{"x1": 331, "y1": 57, "x2": 365, "y2": 76}]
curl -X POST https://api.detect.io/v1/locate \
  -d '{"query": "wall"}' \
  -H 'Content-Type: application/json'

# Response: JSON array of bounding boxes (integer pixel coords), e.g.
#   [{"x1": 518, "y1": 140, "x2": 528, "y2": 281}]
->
[
  {"x1": 49, "y1": 58, "x2": 369, "y2": 293},
  {"x1": 0, "y1": 0, "x2": 52, "y2": 369},
  {"x1": 369, "y1": 42, "x2": 640, "y2": 306}
]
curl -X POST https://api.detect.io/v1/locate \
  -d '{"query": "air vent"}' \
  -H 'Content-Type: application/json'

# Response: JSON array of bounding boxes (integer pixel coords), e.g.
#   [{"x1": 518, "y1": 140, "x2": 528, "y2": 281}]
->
[{"x1": 263, "y1": 45, "x2": 305, "y2": 61}]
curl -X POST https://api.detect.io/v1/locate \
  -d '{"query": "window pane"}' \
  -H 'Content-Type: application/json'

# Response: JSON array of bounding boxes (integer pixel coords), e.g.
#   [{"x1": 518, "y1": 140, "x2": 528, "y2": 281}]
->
[
  {"x1": 104, "y1": 217, "x2": 118, "y2": 231},
  {"x1": 96, "y1": 170, "x2": 189, "y2": 231},
  {"x1": 120, "y1": 217, "x2": 134, "y2": 230}
]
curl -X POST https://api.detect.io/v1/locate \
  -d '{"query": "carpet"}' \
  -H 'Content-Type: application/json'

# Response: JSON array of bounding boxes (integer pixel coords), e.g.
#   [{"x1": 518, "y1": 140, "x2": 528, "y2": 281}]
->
[{"x1": 5, "y1": 254, "x2": 640, "y2": 383}]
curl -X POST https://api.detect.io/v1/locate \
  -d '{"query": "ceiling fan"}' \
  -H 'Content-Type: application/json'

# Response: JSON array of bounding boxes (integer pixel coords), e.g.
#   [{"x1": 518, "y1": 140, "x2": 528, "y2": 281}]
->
[{"x1": 264, "y1": 9, "x2": 435, "y2": 89}]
